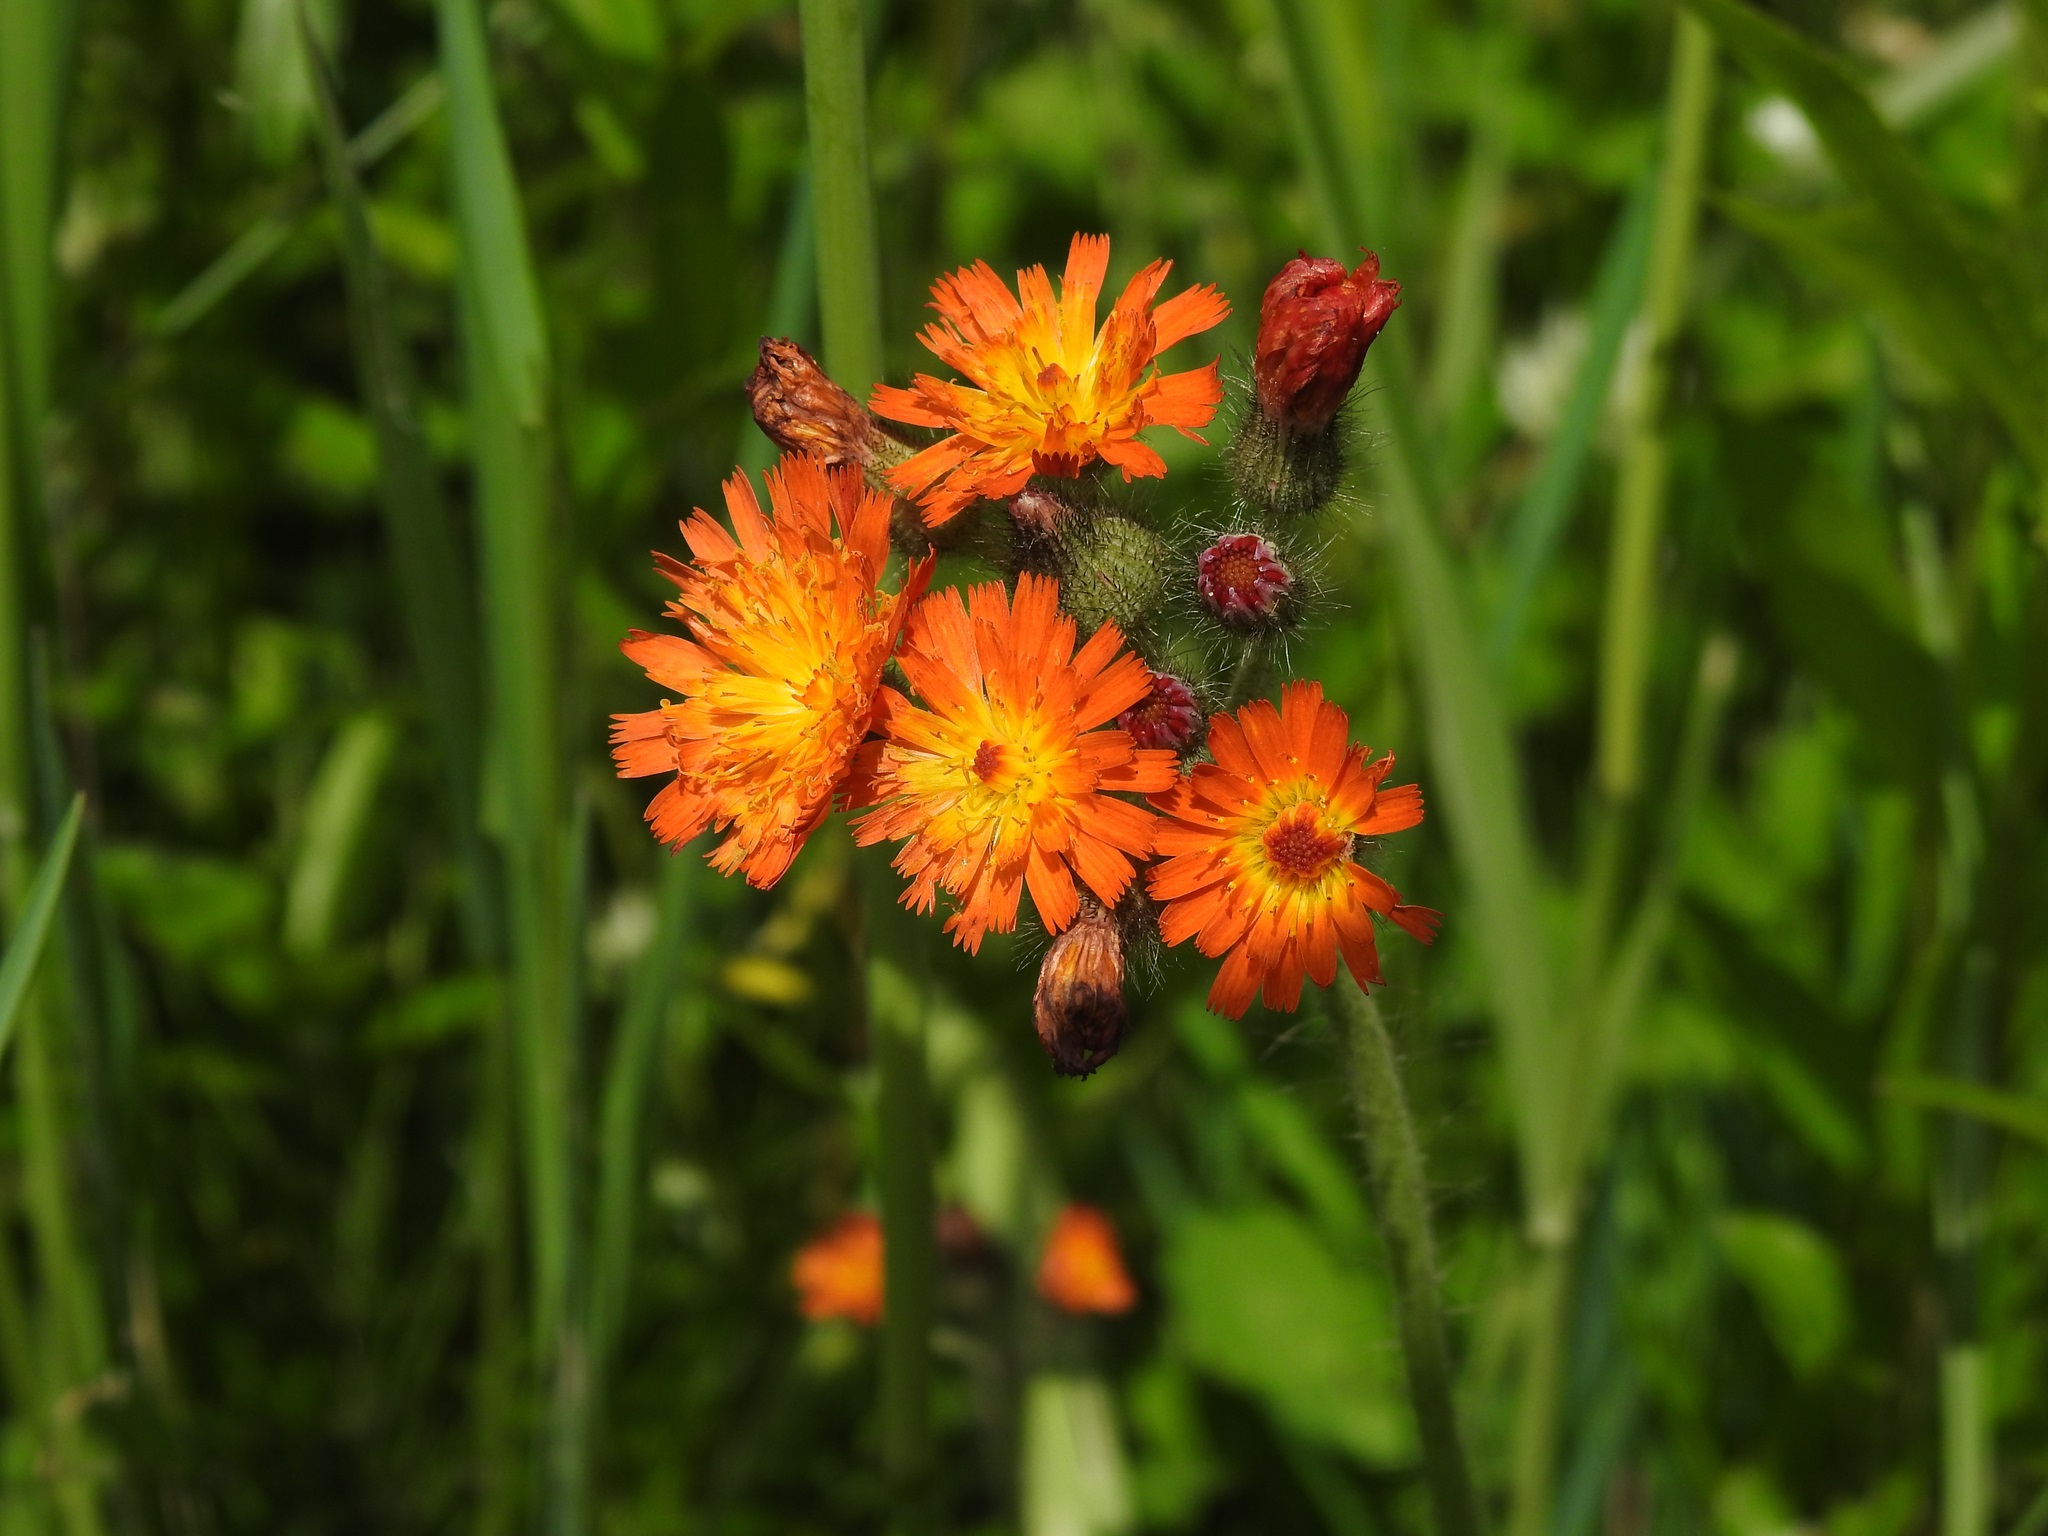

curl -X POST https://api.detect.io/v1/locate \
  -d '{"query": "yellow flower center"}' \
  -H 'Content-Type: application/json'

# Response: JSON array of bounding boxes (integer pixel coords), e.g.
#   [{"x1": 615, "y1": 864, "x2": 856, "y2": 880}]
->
[{"x1": 1260, "y1": 801, "x2": 1351, "y2": 883}]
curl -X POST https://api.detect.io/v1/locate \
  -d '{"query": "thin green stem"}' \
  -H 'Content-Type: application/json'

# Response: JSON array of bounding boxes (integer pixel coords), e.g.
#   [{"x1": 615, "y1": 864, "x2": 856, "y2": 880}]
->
[
  {"x1": 799, "y1": 0, "x2": 885, "y2": 396},
  {"x1": 867, "y1": 849, "x2": 936, "y2": 1534},
  {"x1": 1593, "y1": 12, "x2": 1715, "y2": 804},
  {"x1": 1935, "y1": 947, "x2": 1994, "y2": 1536},
  {"x1": 1328, "y1": 976, "x2": 1485, "y2": 1536},
  {"x1": 1507, "y1": 1242, "x2": 1572, "y2": 1536},
  {"x1": 1223, "y1": 635, "x2": 1273, "y2": 712},
  {"x1": 796, "y1": 5, "x2": 934, "y2": 1529}
]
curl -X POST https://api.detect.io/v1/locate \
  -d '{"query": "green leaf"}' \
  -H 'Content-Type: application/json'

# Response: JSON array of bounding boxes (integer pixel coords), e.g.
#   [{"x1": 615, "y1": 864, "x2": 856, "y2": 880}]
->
[
  {"x1": 1020, "y1": 1373, "x2": 1136, "y2": 1536},
  {"x1": 282, "y1": 711, "x2": 395, "y2": 956},
  {"x1": 1715, "y1": 1210, "x2": 1851, "y2": 1377},
  {"x1": 547, "y1": 0, "x2": 664, "y2": 63},
  {"x1": 1684, "y1": 0, "x2": 2046, "y2": 467},
  {"x1": 0, "y1": 793, "x2": 83, "y2": 1066},
  {"x1": 1163, "y1": 1203, "x2": 1414, "y2": 1466}
]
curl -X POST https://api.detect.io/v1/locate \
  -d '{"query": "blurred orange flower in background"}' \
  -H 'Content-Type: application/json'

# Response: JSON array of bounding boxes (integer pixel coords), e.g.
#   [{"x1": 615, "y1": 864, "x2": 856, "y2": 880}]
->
[
  {"x1": 791, "y1": 1212, "x2": 885, "y2": 1325},
  {"x1": 850, "y1": 573, "x2": 1179, "y2": 952},
  {"x1": 1035, "y1": 1204, "x2": 1137, "y2": 1315},
  {"x1": 871, "y1": 233, "x2": 1230, "y2": 526},
  {"x1": 1147, "y1": 681, "x2": 1440, "y2": 1019},
  {"x1": 610, "y1": 457, "x2": 931, "y2": 888}
]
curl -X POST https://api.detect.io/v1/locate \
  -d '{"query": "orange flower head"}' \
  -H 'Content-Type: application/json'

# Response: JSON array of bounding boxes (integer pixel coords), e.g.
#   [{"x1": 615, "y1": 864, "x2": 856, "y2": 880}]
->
[
  {"x1": 791, "y1": 1212, "x2": 884, "y2": 1325},
  {"x1": 1146, "y1": 681, "x2": 1441, "y2": 1020},
  {"x1": 870, "y1": 233, "x2": 1231, "y2": 527},
  {"x1": 848, "y1": 572, "x2": 1180, "y2": 953},
  {"x1": 1036, "y1": 1204, "x2": 1137, "y2": 1315},
  {"x1": 610, "y1": 455, "x2": 932, "y2": 888}
]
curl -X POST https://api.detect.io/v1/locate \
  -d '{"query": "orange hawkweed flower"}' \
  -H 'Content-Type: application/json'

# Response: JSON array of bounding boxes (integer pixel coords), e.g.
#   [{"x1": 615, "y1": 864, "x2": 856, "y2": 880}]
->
[
  {"x1": 610, "y1": 456, "x2": 931, "y2": 888},
  {"x1": 792, "y1": 1212, "x2": 884, "y2": 1325},
  {"x1": 849, "y1": 572, "x2": 1179, "y2": 952},
  {"x1": 1036, "y1": 1204, "x2": 1136, "y2": 1315},
  {"x1": 870, "y1": 233, "x2": 1231, "y2": 527},
  {"x1": 1146, "y1": 681, "x2": 1441, "y2": 1020}
]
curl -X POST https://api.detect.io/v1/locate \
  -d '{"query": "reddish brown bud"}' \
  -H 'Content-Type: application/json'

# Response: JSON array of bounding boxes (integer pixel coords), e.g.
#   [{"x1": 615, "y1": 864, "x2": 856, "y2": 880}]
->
[
  {"x1": 1117, "y1": 668, "x2": 1202, "y2": 753},
  {"x1": 746, "y1": 338, "x2": 904, "y2": 475},
  {"x1": 1197, "y1": 532, "x2": 1294, "y2": 628},
  {"x1": 1008, "y1": 488, "x2": 1077, "y2": 537},
  {"x1": 1253, "y1": 252, "x2": 1401, "y2": 434},
  {"x1": 936, "y1": 1204, "x2": 990, "y2": 1262},
  {"x1": 1033, "y1": 900, "x2": 1128, "y2": 1077}
]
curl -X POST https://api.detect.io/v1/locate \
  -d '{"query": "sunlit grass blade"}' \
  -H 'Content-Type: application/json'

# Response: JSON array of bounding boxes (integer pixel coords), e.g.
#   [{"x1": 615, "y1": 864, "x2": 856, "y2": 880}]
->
[
  {"x1": 282, "y1": 712, "x2": 396, "y2": 957},
  {"x1": 0, "y1": 792, "x2": 82, "y2": 1066},
  {"x1": 1489, "y1": 167, "x2": 1656, "y2": 666}
]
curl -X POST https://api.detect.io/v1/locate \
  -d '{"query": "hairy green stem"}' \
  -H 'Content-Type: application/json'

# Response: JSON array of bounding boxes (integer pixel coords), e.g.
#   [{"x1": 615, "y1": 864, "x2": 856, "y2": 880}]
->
[{"x1": 1328, "y1": 976, "x2": 1485, "y2": 1536}]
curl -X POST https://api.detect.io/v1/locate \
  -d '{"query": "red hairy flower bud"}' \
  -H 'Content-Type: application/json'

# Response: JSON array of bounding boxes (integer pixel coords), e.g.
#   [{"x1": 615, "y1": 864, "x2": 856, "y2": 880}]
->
[
  {"x1": 1197, "y1": 533, "x2": 1294, "y2": 628},
  {"x1": 1253, "y1": 252, "x2": 1401, "y2": 434},
  {"x1": 1033, "y1": 899, "x2": 1128, "y2": 1077},
  {"x1": 1117, "y1": 669, "x2": 1202, "y2": 754}
]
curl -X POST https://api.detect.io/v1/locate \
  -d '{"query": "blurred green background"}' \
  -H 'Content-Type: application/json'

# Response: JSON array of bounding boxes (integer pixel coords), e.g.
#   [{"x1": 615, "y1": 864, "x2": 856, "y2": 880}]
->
[{"x1": 0, "y1": 0, "x2": 2044, "y2": 1530}]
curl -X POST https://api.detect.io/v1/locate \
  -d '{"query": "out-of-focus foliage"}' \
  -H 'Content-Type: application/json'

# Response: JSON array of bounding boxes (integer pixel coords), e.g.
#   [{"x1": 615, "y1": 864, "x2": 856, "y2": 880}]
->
[{"x1": 2, "y1": 0, "x2": 2044, "y2": 1529}]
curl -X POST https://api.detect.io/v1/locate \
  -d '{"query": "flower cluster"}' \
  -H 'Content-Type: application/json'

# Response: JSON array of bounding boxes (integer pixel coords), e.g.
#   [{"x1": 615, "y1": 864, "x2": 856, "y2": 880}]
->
[
  {"x1": 792, "y1": 1203, "x2": 1135, "y2": 1324},
  {"x1": 617, "y1": 235, "x2": 1434, "y2": 1070}
]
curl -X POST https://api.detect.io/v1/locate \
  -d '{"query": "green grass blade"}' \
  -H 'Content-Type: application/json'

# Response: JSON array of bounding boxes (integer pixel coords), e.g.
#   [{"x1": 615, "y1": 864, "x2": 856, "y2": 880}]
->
[
  {"x1": 303, "y1": 29, "x2": 495, "y2": 957},
  {"x1": 1684, "y1": 0, "x2": 2047, "y2": 468},
  {"x1": 434, "y1": 1, "x2": 580, "y2": 1531},
  {"x1": 0, "y1": 792, "x2": 82, "y2": 1066},
  {"x1": 1367, "y1": 425, "x2": 1566, "y2": 1233},
  {"x1": 590, "y1": 855, "x2": 693, "y2": 1374},
  {"x1": 1489, "y1": 167, "x2": 1657, "y2": 665},
  {"x1": 1880, "y1": 1073, "x2": 2048, "y2": 1147}
]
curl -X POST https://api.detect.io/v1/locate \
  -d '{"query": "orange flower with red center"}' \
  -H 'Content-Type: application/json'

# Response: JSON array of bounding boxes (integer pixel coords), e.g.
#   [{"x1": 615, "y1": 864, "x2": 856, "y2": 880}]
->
[
  {"x1": 1036, "y1": 1204, "x2": 1137, "y2": 1314},
  {"x1": 1146, "y1": 681, "x2": 1441, "y2": 1019},
  {"x1": 849, "y1": 572, "x2": 1179, "y2": 952},
  {"x1": 791, "y1": 1212, "x2": 884, "y2": 1325},
  {"x1": 610, "y1": 456, "x2": 932, "y2": 888},
  {"x1": 870, "y1": 233, "x2": 1231, "y2": 527}
]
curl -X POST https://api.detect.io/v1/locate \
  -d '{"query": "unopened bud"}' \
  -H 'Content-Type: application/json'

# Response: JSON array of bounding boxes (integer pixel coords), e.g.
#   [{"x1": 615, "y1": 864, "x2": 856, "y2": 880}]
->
[
  {"x1": 1033, "y1": 900, "x2": 1128, "y2": 1077},
  {"x1": 1117, "y1": 668, "x2": 1202, "y2": 754},
  {"x1": 746, "y1": 338, "x2": 911, "y2": 487},
  {"x1": 1056, "y1": 515, "x2": 1172, "y2": 637},
  {"x1": 1227, "y1": 253, "x2": 1400, "y2": 518},
  {"x1": 1253, "y1": 252, "x2": 1400, "y2": 434},
  {"x1": 1009, "y1": 487, "x2": 1077, "y2": 538},
  {"x1": 1197, "y1": 532, "x2": 1294, "y2": 629}
]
